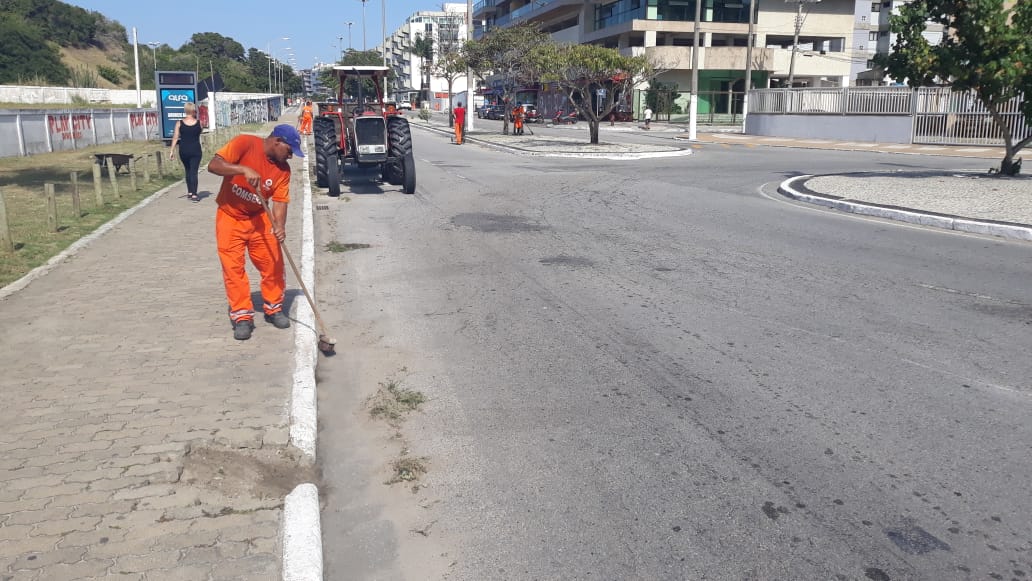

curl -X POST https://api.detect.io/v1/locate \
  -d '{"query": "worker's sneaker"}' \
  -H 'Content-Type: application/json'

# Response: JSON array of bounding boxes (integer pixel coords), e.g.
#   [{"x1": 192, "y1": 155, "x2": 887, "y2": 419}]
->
[
  {"x1": 233, "y1": 319, "x2": 255, "y2": 340},
  {"x1": 264, "y1": 311, "x2": 290, "y2": 329}
]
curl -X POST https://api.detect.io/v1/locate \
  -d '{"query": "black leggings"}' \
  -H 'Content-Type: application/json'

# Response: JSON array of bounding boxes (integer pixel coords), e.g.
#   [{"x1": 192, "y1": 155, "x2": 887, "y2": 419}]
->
[{"x1": 180, "y1": 153, "x2": 202, "y2": 195}]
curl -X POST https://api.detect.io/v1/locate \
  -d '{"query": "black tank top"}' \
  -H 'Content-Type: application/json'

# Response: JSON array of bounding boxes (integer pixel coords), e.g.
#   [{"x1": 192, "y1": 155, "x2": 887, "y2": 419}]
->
[{"x1": 178, "y1": 120, "x2": 202, "y2": 157}]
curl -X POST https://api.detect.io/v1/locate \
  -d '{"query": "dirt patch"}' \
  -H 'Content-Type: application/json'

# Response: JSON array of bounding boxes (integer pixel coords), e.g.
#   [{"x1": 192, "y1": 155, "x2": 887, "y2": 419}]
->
[{"x1": 181, "y1": 446, "x2": 318, "y2": 501}]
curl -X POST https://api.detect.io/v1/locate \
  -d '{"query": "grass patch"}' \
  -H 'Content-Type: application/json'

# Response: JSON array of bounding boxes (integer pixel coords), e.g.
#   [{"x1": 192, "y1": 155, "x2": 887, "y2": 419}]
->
[
  {"x1": 386, "y1": 456, "x2": 428, "y2": 485},
  {"x1": 369, "y1": 379, "x2": 425, "y2": 425},
  {"x1": 325, "y1": 241, "x2": 371, "y2": 253},
  {"x1": 0, "y1": 125, "x2": 257, "y2": 287}
]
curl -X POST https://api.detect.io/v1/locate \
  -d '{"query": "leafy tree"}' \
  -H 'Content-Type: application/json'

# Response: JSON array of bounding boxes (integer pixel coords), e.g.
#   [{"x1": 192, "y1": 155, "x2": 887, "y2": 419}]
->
[
  {"x1": 0, "y1": 14, "x2": 70, "y2": 85},
  {"x1": 463, "y1": 22, "x2": 548, "y2": 134},
  {"x1": 318, "y1": 50, "x2": 394, "y2": 101},
  {"x1": 531, "y1": 42, "x2": 655, "y2": 144},
  {"x1": 884, "y1": 0, "x2": 1032, "y2": 175},
  {"x1": 430, "y1": 47, "x2": 467, "y2": 126},
  {"x1": 409, "y1": 35, "x2": 434, "y2": 105},
  {"x1": 182, "y1": 32, "x2": 246, "y2": 63}
]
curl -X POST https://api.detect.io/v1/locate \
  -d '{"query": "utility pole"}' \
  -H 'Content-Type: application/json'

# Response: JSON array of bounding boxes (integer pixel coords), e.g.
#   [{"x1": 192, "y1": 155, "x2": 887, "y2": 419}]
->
[
  {"x1": 382, "y1": 0, "x2": 388, "y2": 97},
  {"x1": 742, "y1": 0, "x2": 759, "y2": 124},
  {"x1": 361, "y1": 0, "x2": 368, "y2": 50},
  {"x1": 688, "y1": 0, "x2": 703, "y2": 139},
  {"x1": 787, "y1": 0, "x2": 805, "y2": 87},
  {"x1": 347, "y1": 22, "x2": 354, "y2": 51},
  {"x1": 466, "y1": 0, "x2": 475, "y2": 131}
]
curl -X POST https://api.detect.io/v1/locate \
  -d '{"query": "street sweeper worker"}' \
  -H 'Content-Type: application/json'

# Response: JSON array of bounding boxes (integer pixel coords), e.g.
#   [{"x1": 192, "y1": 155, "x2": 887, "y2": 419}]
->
[
  {"x1": 207, "y1": 124, "x2": 305, "y2": 340},
  {"x1": 298, "y1": 100, "x2": 314, "y2": 135}
]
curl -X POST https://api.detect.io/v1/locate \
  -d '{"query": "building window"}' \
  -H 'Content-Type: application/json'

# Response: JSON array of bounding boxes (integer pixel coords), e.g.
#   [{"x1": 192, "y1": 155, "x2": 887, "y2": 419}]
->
[
  {"x1": 871, "y1": 2, "x2": 880, "y2": 11},
  {"x1": 867, "y1": 59, "x2": 877, "y2": 68},
  {"x1": 869, "y1": 31, "x2": 878, "y2": 41}
]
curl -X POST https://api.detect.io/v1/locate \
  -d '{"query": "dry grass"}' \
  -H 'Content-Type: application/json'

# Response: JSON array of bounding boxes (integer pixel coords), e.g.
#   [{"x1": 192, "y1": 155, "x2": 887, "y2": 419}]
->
[
  {"x1": 0, "y1": 127, "x2": 256, "y2": 287},
  {"x1": 58, "y1": 46, "x2": 129, "y2": 90}
]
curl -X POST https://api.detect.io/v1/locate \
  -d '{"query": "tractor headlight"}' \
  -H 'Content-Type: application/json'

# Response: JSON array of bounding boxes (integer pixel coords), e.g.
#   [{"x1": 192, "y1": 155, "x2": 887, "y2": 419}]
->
[{"x1": 358, "y1": 145, "x2": 386, "y2": 154}]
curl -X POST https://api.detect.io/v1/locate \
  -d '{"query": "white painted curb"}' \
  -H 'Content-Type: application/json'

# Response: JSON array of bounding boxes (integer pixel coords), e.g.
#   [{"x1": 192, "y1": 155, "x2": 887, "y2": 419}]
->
[
  {"x1": 290, "y1": 136, "x2": 319, "y2": 459},
  {"x1": 282, "y1": 134, "x2": 324, "y2": 581},
  {"x1": 0, "y1": 181, "x2": 180, "y2": 301},
  {"x1": 282, "y1": 483, "x2": 323, "y2": 581},
  {"x1": 778, "y1": 175, "x2": 1032, "y2": 241}
]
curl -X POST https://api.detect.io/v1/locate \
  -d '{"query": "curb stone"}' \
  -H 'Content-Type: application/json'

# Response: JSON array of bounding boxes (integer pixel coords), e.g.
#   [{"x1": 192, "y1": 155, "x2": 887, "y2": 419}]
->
[{"x1": 778, "y1": 175, "x2": 1032, "y2": 241}]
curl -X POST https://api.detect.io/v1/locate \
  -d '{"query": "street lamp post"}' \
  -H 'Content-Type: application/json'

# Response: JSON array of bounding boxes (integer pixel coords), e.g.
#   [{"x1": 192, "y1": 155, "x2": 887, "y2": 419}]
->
[
  {"x1": 381, "y1": 0, "x2": 388, "y2": 97},
  {"x1": 338, "y1": 36, "x2": 344, "y2": 61},
  {"x1": 268, "y1": 37, "x2": 289, "y2": 94},
  {"x1": 360, "y1": 0, "x2": 368, "y2": 50},
  {"x1": 146, "y1": 42, "x2": 160, "y2": 71},
  {"x1": 347, "y1": 22, "x2": 354, "y2": 51}
]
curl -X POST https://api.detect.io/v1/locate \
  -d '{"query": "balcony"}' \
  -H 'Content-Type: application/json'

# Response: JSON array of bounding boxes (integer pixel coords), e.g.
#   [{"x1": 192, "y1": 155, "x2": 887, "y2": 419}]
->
[
  {"x1": 473, "y1": 0, "x2": 500, "y2": 16},
  {"x1": 620, "y1": 45, "x2": 850, "y2": 78}
]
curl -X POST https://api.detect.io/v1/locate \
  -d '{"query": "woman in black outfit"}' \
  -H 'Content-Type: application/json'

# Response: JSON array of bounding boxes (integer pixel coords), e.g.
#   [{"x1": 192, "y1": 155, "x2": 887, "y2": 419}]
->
[{"x1": 169, "y1": 102, "x2": 203, "y2": 201}]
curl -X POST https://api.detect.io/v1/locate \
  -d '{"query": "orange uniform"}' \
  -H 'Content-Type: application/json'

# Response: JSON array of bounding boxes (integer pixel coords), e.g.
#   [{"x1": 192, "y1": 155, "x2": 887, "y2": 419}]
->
[
  {"x1": 453, "y1": 104, "x2": 465, "y2": 145},
  {"x1": 214, "y1": 135, "x2": 292, "y2": 324},
  {"x1": 299, "y1": 103, "x2": 313, "y2": 134},
  {"x1": 513, "y1": 105, "x2": 525, "y2": 135}
]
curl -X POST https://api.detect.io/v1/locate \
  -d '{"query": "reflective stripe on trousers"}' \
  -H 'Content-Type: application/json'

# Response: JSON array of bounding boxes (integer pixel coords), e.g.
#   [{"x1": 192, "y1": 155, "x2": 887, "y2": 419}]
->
[{"x1": 215, "y1": 208, "x2": 285, "y2": 322}]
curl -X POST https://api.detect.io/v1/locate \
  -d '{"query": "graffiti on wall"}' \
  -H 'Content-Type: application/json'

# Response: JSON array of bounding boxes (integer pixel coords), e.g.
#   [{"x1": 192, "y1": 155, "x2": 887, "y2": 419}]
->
[{"x1": 47, "y1": 114, "x2": 92, "y2": 141}]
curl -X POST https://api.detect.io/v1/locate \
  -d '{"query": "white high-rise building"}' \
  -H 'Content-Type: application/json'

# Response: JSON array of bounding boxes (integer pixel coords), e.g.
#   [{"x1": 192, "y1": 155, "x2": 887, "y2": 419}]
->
[{"x1": 380, "y1": 4, "x2": 470, "y2": 108}]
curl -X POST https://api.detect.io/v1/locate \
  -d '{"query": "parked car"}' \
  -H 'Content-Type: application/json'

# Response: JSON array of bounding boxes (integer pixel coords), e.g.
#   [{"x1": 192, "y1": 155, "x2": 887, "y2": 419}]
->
[
  {"x1": 398, "y1": 100, "x2": 413, "y2": 110},
  {"x1": 483, "y1": 105, "x2": 506, "y2": 120},
  {"x1": 478, "y1": 104, "x2": 499, "y2": 119}
]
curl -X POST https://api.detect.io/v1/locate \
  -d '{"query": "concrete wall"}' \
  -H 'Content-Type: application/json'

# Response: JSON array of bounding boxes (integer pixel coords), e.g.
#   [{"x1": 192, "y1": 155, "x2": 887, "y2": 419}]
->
[{"x1": 745, "y1": 113, "x2": 913, "y2": 143}]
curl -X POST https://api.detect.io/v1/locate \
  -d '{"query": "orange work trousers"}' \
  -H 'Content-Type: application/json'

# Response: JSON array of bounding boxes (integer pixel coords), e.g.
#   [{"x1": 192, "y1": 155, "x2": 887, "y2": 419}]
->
[
  {"x1": 299, "y1": 114, "x2": 313, "y2": 134},
  {"x1": 215, "y1": 208, "x2": 285, "y2": 323},
  {"x1": 454, "y1": 122, "x2": 463, "y2": 145}
]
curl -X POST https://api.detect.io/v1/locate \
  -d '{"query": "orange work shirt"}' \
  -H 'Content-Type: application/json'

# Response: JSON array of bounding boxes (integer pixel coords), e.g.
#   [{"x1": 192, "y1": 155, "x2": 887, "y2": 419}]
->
[
  {"x1": 214, "y1": 135, "x2": 291, "y2": 219},
  {"x1": 302, "y1": 105, "x2": 313, "y2": 118}
]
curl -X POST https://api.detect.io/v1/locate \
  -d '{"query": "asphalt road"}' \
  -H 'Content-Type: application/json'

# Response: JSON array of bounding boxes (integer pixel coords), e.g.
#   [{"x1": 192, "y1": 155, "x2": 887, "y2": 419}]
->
[{"x1": 314, "y1": 126, "x2": 1032, "y2": 581}]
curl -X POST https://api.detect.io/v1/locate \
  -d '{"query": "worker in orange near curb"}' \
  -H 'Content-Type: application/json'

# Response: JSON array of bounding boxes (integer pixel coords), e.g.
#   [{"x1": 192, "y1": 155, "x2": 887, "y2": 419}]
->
[
  {"x1": 207, "y1": 125, "x2": 305, "y2": 341},
  {"x1": 512, "y1": 103, "x2": 525, "y2": 135},
  {"x1": 453, "y1": 102, "x2": 466, "y2": 145},
  {"x1": 298, "y1": 100, "x2": 313, "y2": 135}
]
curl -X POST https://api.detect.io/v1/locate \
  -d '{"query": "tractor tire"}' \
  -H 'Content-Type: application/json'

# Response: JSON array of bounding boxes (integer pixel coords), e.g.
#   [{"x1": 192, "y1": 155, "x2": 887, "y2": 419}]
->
[
  {"x1": 402, "y1": 152, "x2": 416, "y2": 195},
  {"x1": 384, "y1": 116, "x2": 412, "y2": 187},
  {"x1": 326, "y1": 153, "x2": 340, "y2": 197},
  {"x1": 313, "y1": 116, "x2": 336, "y2": 188}
]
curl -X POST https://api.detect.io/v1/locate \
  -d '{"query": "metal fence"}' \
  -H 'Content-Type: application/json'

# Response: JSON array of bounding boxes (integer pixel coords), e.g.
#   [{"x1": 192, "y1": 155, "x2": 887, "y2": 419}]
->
[
  {"x1": 0, "y1": 94, "x2": 283, "y2": 159},
  {"x1": 913, "y1": 87, "x2": 1031, "y2": 145},
  {"x1": 748, "y1": 86, "x2": 1030, "y2": 146}
]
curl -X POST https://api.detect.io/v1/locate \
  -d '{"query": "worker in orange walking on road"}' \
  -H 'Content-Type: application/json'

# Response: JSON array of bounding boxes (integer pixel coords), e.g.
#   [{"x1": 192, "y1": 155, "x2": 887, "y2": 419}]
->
[
  {"x1": 512, "y1": 103, "x2": 525, "y2": 135},
  {"x1": 453, "y1": 102, "x2": 466, "y2": 145},
  {"x1": 207, "y1": 125, "x2": 305, "y2": 340},
  {"x1": 298, "y1": 100, "x2": 314, "y2": 135}
]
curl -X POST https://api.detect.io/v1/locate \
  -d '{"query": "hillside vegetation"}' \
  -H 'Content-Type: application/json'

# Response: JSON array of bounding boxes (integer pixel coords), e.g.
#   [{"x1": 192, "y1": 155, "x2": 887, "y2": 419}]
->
[{"x1": 0, "y1": 0, "x2": 303, "y2": 93}]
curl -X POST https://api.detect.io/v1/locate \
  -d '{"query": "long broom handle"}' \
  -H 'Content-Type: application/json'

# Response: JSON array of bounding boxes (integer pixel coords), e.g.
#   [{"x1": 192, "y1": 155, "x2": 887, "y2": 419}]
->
[{"x1": 259, "y1": 195, "x2": 331, "y2": 338}]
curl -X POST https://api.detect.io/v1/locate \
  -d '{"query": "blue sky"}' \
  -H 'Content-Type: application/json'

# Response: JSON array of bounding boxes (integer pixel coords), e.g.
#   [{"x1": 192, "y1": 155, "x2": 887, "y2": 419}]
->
[{"x1": 65, "y1": 0, "x2": 440, "y2": 70}]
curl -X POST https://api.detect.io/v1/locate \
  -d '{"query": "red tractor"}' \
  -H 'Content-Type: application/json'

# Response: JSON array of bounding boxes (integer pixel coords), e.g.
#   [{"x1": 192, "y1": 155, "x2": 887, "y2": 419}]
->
[{"x1": 313, "y1": 66, "x2": 416, "y2": 196}]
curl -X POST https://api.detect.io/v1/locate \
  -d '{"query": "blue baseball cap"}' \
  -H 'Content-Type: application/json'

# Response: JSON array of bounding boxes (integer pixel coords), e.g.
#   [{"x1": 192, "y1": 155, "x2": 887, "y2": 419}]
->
[{"x1": 270, "y1": 124, "x2": 305, "y2": 158}]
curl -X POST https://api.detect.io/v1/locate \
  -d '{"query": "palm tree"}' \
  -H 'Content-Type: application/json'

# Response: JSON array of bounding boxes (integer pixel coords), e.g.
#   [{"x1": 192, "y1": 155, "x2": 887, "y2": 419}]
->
[{"x1": 408, "y1": 35, "x2": 434, "y2": 105}]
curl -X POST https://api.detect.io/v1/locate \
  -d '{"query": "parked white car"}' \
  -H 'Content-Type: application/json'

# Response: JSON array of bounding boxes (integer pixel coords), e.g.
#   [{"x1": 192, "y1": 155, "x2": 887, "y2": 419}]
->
[{"x1": 398, "y1": 100, "x2": 413, "y2": 110}]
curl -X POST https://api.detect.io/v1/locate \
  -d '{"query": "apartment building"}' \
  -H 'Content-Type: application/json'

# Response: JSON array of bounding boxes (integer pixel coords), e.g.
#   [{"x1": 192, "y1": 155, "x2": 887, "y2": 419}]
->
[
  {"x1": 473, "y1": 0, "x2": 871, "y2": 117},
  {"x1": 381, "y1": 4, "x2": 470, "y2": 107},
  {"x1": 853, "y1": 0, "x2": 946, "y2": 85}
]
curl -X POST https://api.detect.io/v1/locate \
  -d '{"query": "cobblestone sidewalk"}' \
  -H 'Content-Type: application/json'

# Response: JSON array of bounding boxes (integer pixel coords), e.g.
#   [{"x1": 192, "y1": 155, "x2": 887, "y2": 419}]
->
[{"x1": 0, "y1": 161, "x2": 308, "y2": 580}]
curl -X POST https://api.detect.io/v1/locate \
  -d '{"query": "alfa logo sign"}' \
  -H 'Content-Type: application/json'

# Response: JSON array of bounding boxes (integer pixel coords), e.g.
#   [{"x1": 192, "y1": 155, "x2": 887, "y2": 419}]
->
[{"x1": 159, "y1": 88, "x2": 196, "y2": 139}]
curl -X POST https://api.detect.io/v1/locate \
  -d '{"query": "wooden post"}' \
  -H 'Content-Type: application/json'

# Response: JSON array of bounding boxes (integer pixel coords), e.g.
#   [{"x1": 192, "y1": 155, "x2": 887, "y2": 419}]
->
[
  {"x1": 106, "y1": 158, "x2": 119, "y2": 198},
  {"x1": 92, "y1": 162, "x2": 104, "y2": 206},
  {"x1": 70, "y1": 171, "x2": 81, "y2": 218},
  {"x1": 0, "y1": 189, "x2": 13, "y2": 252},
  {"x1": 155, "y1": 151, "x2": 164, "y2": 177},
  {"x1": 45, "y1": 182, "x2": 58, "y2": 232},
  {"x1": 128, "y1": 157, "x2": 137, "y2": 191},
  {"x1": 141, "y1": 155, "x2": 151, "y2": 183}
]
